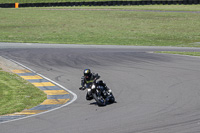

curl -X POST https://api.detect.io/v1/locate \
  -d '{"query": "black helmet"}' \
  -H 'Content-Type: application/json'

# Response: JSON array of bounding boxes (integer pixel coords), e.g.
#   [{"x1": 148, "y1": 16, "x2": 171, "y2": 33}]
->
[{"x1": 84, "y1": 69, "x2": 91, "y2": 80}]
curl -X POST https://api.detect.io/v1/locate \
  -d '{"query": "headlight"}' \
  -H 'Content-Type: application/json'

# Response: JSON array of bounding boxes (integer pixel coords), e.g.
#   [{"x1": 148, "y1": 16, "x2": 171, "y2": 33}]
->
[{"x1": 91, "y1": 84, "x2": 96, "y2": 89}]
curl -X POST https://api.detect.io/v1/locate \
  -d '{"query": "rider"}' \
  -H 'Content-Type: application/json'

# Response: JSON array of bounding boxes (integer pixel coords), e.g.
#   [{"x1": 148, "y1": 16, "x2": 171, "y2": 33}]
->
[{"x1": 79, "y1": 69, "x2": 100, "y2": 100}]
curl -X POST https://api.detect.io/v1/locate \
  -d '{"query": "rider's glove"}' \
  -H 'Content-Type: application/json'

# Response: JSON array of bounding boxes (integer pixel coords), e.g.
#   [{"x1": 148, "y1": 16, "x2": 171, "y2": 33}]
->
[{"x1": 79, "y1": 87, "x2": 86, "y2": 90}]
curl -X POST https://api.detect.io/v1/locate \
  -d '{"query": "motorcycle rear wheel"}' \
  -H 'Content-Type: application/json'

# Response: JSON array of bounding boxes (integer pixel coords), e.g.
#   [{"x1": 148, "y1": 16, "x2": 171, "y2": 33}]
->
[{"x1": 107, "y1": 93, "x2": 115, "y2": 103}]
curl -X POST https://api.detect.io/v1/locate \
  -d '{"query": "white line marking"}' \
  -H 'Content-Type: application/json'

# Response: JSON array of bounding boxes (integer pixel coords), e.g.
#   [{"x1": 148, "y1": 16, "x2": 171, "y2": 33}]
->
[{"x1": 0, "y1": 57, "x2": 77, "y2": 124}]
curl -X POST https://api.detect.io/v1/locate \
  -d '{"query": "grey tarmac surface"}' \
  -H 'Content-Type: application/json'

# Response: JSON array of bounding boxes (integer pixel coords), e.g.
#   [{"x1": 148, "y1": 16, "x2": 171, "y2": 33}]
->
[{"x1": 1, "y1": 43, "x2": 200, "y2": 133}]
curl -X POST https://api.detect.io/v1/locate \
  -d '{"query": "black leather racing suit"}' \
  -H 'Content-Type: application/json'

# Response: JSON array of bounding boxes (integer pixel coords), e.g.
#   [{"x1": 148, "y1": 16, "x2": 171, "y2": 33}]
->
[{"x1": 80, "y1": 73, "x2": 100, "y2": 100}]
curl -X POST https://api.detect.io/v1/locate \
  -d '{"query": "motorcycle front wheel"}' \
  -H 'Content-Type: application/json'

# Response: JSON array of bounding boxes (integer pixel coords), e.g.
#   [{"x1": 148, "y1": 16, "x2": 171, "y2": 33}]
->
[{"x1": 92, "y1": 93, "x2": 106, "y2": 106}]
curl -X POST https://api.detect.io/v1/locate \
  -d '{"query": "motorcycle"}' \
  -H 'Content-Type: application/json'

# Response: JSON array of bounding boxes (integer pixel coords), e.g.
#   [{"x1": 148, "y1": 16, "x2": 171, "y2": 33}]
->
[{"x1": 90, "y1": 79, "x2": 115, "y2": 106}]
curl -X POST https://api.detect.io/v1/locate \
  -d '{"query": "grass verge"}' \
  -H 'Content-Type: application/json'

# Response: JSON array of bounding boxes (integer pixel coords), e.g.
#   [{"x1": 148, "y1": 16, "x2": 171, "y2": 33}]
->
[
  {"x1": 0, "y1": 5, "x2": 200, "y2": 46},
  {"x1": 0, "y1": 70, "x2": 46, "y2": 115},
  {"x1": 155, "y1": 51, "x2": 200, "y2": 56}
]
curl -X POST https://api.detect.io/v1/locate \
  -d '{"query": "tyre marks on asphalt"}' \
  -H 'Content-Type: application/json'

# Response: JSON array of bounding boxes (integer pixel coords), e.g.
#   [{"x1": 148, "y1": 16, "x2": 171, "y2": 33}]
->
[{"x1": 0, "y1": 69, "x2": 70, "y2": 123}]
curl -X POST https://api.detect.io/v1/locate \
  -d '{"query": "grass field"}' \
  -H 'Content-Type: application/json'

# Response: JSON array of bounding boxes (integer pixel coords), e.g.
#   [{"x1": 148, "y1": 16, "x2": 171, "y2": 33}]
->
[
  {"x1": 0, "y1": 70, "x2": 46, "y2": 115},
  {"x1": 0, "y1": 5, "x2": 200, "y2": 47}
]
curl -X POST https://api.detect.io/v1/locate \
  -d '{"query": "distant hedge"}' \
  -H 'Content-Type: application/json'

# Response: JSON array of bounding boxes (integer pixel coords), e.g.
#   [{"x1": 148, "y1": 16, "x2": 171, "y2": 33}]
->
[
  {"x1": 0, "y1": 0, "x2": 194, "y2": 4},
  {"x1": 0, "y1": 0, "x2": 199, "y2": 8}
]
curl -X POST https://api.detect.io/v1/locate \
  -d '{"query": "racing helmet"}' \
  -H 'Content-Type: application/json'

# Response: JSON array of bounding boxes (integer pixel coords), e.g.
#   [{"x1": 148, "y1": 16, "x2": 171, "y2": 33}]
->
[{"x1": 84, "y1": 69, "x2": 91, "y2": 80}]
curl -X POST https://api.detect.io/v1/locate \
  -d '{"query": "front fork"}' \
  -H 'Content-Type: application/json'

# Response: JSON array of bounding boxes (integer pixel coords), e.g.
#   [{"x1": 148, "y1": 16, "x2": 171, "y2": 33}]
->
[{"x1": 87, "y1": 88, "x2": 92, "y2": 96}]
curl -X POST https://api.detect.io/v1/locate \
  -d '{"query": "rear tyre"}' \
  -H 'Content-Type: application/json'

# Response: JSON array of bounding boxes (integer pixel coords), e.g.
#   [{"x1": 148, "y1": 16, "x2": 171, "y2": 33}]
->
[{"x1": 108, "y1": 93, "x2": 115, "y2": 103}]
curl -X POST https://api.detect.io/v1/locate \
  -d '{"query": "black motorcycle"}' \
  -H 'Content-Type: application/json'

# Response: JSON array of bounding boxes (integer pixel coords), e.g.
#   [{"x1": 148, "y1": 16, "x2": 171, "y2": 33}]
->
[{"x1": 90, "y1": 80, "x2": 115, "y2": 106}]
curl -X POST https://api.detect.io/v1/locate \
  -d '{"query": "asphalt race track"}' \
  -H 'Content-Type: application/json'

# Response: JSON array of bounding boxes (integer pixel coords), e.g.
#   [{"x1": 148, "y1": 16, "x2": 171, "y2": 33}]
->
[{"x1": 1, "y1": 43, "x2": 200, "y2": 133}]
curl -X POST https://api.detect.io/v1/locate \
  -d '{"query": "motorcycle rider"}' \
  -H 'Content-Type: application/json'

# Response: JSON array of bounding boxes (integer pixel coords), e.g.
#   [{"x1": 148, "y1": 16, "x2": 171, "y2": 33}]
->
[{"x1": 79, "y1": 69, "x2": 100, "y2": 100}]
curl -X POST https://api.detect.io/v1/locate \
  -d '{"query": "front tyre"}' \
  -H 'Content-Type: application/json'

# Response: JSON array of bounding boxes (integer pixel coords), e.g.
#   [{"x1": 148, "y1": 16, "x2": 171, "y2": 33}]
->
[{"x1": 92, "y1": 93, "x2": 106, "y2": 106}]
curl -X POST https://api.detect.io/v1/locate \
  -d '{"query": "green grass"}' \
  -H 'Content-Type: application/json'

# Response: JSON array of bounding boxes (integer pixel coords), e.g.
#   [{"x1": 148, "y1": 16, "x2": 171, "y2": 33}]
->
[
  {"x1": 0, "y1": 70, "x2": 46, "y2": 115},
  {"x1": 1, "y1": 5, "x2": 200, "y2": 46},
  {"x1": 0, "y1": 0, "x2": 184, "y2": 4},
  {"x1": 155, "y1": 51, "x2": 200, "y2": 56}
]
